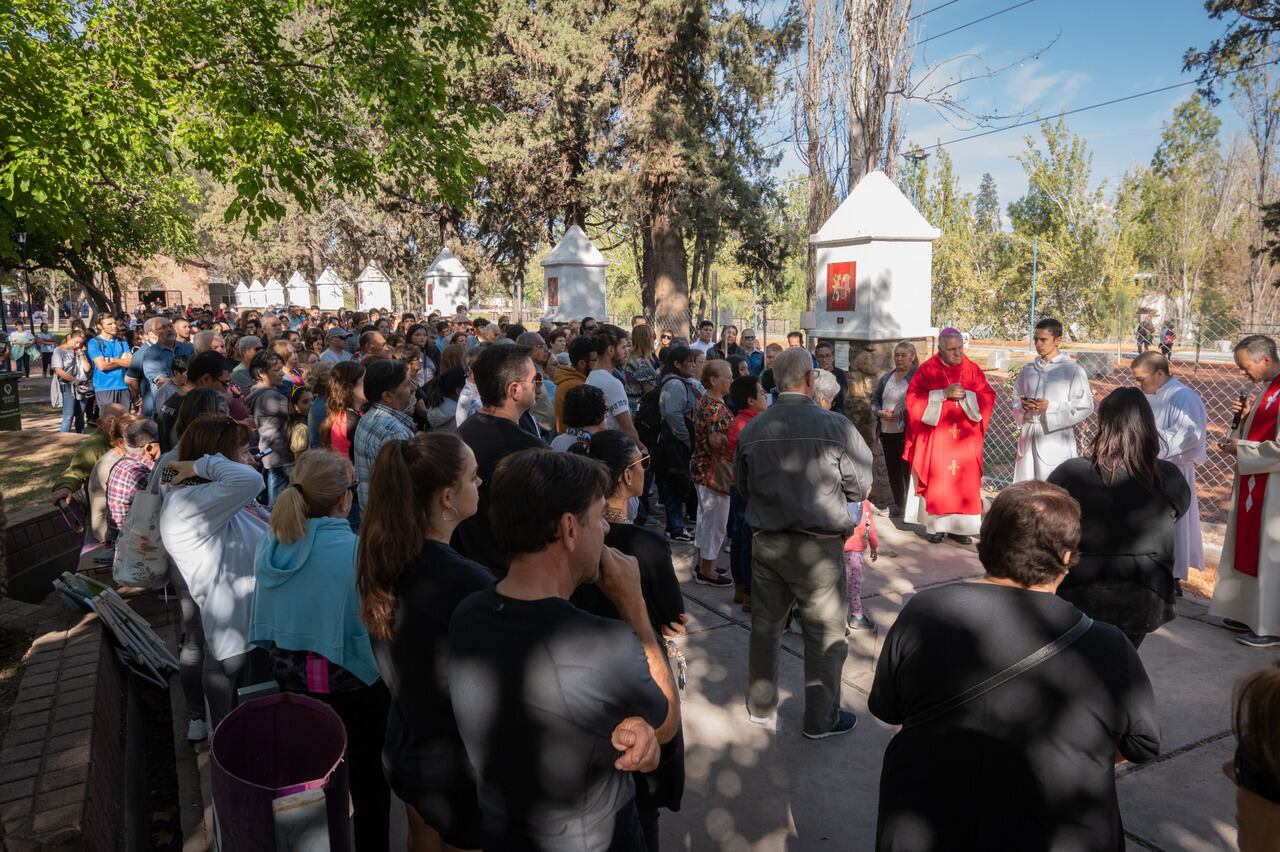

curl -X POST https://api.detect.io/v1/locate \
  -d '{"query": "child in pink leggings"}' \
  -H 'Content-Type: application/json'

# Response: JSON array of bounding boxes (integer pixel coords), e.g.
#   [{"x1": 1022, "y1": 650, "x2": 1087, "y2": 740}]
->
[{"x1": 844, "y1": 500, "x2": 879, "y2": 631}]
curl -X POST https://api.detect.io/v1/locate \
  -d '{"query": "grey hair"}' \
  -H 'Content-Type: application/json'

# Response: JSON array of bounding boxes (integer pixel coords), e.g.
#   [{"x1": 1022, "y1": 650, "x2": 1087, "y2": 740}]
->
[
  {"x1": 773, "y1": 348, "x2": 814, "y2": 392},
  {"x1": 193, "y1": 330, "x2": 222, "y2": 352},
  {"x1": 515, "y1": 332, "x2": 546, "y2": 349},
  {"x1": 237, "y1": 335, "x2": 263, "y2": 356},
  {"x1": 123, "y1": 418, "x2": 160, "y2": 450},
  {"x1": 144, "y1": 317, "x2": 170, "y2": 333},
  {"x1": 813, "y1": 369, "x2": 841, "y2": 406},
  {"x1": 1235, "y1": 334, "x2": 1278, "y2": 362}
]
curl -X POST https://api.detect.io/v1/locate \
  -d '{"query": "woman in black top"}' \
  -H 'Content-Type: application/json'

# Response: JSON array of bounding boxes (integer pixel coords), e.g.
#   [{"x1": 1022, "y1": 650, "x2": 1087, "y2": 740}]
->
[
  {"x1": 870, "y1": 481, "x2": 1160, "y2": 852},
  {"x1": 568, "y1": 429, "x2": 686, "y2": 851},
  {"x1": 357, "y1": 432, "x2": 489, "y2": 852},
  {"x1": 1048, "y1": 387, "x2": 1191, "y2": 648}
]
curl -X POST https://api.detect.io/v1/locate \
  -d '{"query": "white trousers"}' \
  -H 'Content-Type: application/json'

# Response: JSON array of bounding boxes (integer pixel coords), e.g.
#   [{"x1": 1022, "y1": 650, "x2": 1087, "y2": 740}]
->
[{"x1": 695, "y1": 484, "x2": 731, "y2": 562}]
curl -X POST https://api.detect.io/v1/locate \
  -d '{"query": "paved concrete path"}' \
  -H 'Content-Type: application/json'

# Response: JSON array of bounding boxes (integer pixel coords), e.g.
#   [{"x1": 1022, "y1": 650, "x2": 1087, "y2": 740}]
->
[{"x1": 657, "y1": 517, "x2": 1258, "y2": 852}]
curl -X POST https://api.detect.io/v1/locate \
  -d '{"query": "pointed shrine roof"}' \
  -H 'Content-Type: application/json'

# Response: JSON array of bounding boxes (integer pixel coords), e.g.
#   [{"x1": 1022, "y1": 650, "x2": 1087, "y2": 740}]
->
[
  {"x1": 315, "y1": 267, "x2": 344, "y2": 287},
  {"x1": 811, "y1": 170, "x2": 941, "y2": 245},
  {"x1": 540, "y1": 225, "x2": 607, "y2": 268},
  {"x1": 426, "y1": 248, "x2": 469, "y2": 278},
  {"x1": 354, "y1": 263, "x2": 391, "y2": 284}
]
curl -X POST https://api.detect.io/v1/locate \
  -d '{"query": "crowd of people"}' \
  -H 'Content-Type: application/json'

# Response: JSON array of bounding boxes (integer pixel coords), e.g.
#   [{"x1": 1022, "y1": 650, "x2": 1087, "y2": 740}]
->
[{"x1": 39, "y1": 298, "x2": 1280, "y2": 851}]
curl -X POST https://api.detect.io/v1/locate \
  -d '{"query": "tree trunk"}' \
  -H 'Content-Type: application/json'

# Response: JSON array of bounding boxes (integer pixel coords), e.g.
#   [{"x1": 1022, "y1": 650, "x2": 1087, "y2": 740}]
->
[{"x1": 646, "y1": 190, "x2": 689, "y2": 336}]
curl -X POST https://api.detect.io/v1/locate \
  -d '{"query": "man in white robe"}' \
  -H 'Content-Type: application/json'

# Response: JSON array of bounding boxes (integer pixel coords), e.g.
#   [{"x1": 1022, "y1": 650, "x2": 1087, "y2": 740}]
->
[
  {"x1": 1132, "y1": 352, "x2": 1207, "y2": 582},
  {"x1": 1013, "y1": 318, "x2": 1094, "y2": 482},
  {"x1": 1210, "y1": 335, "x2": 1280, "y2": 647}
]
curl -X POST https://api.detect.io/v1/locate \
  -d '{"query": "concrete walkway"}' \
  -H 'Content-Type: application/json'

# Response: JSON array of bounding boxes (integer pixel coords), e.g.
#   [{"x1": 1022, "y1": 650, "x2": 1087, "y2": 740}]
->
[{"x1": 658, "y1": 517, "x2": 1257, "y2": 852}]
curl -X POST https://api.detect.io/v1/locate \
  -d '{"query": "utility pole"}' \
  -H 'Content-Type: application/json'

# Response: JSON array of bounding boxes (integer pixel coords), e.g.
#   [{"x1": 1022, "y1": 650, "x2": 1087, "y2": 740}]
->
[{"x1": 1028, "y1": 235, "x2": 1038, "y2": 350}]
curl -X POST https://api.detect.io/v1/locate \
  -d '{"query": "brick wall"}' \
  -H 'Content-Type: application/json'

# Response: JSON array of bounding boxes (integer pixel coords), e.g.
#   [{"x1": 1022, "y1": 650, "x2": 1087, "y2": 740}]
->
[
  {"x1": 5, "y1": 506, "x2": 83, "y2": 604},
  {"x1": 0, "y1": 614, "x2": 125, "y2": 850}
]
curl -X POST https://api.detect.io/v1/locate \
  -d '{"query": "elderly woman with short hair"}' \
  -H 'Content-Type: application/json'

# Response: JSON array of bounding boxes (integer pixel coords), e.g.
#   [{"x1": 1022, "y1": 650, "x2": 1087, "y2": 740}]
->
[{"x1": 869, "y1": 481, "x2": 1160, "y2": 851}]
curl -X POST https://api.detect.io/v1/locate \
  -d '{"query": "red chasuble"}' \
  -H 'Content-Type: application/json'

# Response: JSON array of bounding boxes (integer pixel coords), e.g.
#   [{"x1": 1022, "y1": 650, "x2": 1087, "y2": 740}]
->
[
  {"x1": 904, "y1": 354, "x2": 997, "y2": 517},
  {"x1": 1233, "y1": 372, "x2": 1280, "y2": 577}
]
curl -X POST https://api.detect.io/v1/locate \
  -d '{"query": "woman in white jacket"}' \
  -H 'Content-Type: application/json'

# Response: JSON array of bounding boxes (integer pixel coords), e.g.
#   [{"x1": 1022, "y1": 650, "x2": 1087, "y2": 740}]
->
[{"x1": 160, "y1": 412, "x2": 271, "y2": 729}]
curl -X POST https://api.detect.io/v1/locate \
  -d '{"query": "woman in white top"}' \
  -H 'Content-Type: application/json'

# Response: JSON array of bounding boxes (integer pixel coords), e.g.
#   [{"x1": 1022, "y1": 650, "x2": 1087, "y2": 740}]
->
[
  {"x1": 159, "y1": 412, "x2": 271, "y2": 729},
  {"x1": 871, "y1": 342, "x2": 918, "y2": 518}
]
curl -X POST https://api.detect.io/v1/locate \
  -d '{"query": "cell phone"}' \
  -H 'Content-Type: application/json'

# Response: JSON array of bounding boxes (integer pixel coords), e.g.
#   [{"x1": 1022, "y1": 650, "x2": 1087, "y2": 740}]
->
[{"x1": 250, "y1": 447, "x2": 273, "y2": 460}]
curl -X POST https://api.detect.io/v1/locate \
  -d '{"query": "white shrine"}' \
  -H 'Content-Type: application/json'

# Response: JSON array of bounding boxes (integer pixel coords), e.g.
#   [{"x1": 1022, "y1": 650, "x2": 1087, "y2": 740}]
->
[
  {"x1": 263, "y1": 276, "x2": 285, "y2": 307},
  {"x1": 315, "y1": 267, "x2": 345, "y2": 311},
  {"x1": 424, "y1": 249, "x2": 469, "y2": 314},
  {"x1": 247, "y1": 279, "x2": 266, "y2": 309},
  {"x1": 540, "y1": 225, "x2": 607, "y2": 322},
  {"x1": 285, "y1": 271, "x2": 312, "y2": 307},
  {"x1": 233, "y1": 281, "x2": 249, "y2": 308},
  {"x1": 806, "y1": 170, "x2": 940, "y2": 341},
  {"x1": 355, "y1": 263, "x2": 393, "y2": 312}
]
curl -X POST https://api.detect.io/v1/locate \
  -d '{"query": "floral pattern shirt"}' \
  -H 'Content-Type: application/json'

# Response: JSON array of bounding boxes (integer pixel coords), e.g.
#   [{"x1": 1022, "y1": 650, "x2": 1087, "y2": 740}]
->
[{"x1": 691, "y1": 396, "x2": 733, "y2": 491}]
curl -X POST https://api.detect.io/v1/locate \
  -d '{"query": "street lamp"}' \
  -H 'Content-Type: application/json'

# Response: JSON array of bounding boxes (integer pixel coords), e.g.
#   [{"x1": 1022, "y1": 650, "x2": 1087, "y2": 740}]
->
[{"x1": 901, "y1": 151, "x2": 930, "y2": 206}]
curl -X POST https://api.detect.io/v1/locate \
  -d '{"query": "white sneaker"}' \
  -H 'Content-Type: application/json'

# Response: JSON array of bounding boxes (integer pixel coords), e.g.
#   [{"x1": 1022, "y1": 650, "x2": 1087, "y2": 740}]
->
[{"x1": 186, "y1": 718, "x2": 209, "y2": 742}]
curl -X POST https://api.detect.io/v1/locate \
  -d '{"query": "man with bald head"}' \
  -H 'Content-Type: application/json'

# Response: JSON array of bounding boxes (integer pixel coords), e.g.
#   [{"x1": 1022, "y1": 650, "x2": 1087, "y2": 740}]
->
[
  {"x1": 126, "y1": 316, "x2": 179, "y2": 417},
  {"x1": 735, "y1": 347, "x2": 873, "y2": 739},
  {"x1": 1132, "y1": 350, "x2": 1208, "y2": 587},
  {"x1": 904, "y1": 328, "x2": 996, "y2": 545}
]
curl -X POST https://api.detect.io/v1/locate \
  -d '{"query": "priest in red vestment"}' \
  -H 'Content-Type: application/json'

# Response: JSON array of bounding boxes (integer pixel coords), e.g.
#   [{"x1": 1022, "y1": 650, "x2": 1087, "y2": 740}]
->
[{"x1": 904, "y1": 328, "x2": 996, "y2": 544}]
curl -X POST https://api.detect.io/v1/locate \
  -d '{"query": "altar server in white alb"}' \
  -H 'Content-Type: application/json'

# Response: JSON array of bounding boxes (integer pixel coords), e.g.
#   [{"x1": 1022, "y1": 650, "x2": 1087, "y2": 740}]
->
[
  {"x1": 1132, "y1": 351, "x2": 1208, "y2": 581},
  {"x1": 1012, "y1": 318, "x2": 1094, "y2": 482}
]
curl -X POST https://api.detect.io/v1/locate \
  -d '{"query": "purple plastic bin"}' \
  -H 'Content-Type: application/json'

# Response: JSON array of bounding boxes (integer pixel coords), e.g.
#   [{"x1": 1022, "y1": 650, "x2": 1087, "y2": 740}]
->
[{"x1": 210, "y1": 693, "x2": 352, "y2": 851}]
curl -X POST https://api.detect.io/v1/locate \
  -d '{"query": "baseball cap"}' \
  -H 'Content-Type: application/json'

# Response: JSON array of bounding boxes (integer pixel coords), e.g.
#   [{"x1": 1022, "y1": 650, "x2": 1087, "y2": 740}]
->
[{"x1": 326, "y1": 328, "x2": 352, "y2": 339}]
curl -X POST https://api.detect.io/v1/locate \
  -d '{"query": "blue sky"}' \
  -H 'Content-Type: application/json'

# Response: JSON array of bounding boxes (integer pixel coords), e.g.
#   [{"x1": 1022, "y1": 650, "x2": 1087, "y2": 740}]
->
[{"x1": 772, "y1": 0, "x2": 1239, "y2": 209}]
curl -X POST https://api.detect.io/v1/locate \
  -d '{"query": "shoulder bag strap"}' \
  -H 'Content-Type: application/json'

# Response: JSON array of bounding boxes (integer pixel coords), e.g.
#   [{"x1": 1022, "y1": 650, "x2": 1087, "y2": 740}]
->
[{"x1": 902, "y1": 613, "x2": 1093, "y2": 730}]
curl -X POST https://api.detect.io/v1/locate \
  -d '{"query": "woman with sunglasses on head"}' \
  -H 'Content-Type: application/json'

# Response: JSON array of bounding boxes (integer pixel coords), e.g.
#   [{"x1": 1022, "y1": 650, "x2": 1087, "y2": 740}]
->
[
  {"x1": 567, "y1": 428, "x2": 687, "y2": 850},
  {"x1": 1226, "y1": 663, "x2": 1280, "y2": 852},
  {"x1": 251, "y1": 449, "x2": 389, "y2": 851}
]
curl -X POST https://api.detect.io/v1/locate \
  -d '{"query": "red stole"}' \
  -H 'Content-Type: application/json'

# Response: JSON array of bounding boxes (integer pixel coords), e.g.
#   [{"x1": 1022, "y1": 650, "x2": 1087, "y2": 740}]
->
[
  {"x1": 1233, "y1": 373, "x2": 1280, "y2": 577},
  {"x1": 905, "y1": 355, "x2": 997, "y2": 516}
]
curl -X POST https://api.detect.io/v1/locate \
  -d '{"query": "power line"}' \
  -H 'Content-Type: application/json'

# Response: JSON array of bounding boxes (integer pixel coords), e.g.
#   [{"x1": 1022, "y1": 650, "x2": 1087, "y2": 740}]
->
[
  {"x1": 777, "y1": 0, "x2": 1036, "y2": 78},
  {"x1": 909, "y1": 0, "x2": 963, "y2": 22},
  {"x1": 914, "y1": 56, "x2": 1280, "y2": 153},
  {"x1": 918, "y1": 0, "x2": 1040, "y2": 45}
]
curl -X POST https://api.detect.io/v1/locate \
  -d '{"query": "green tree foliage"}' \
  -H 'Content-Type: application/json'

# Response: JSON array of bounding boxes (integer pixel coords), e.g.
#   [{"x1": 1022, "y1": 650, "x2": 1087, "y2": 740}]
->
[
  {"x1": 1131, "y1": 96, "x2": 1228, "y2": 330},
  {"x1": 1, "y1": 0, "x2": 490, "y2": 309}
]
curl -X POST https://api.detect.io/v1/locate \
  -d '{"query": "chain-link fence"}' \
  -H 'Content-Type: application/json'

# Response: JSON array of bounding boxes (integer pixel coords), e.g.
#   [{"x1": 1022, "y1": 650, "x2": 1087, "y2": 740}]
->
[{"x1": 970, "y1": 317, "x2": 1279, "y2": 529}]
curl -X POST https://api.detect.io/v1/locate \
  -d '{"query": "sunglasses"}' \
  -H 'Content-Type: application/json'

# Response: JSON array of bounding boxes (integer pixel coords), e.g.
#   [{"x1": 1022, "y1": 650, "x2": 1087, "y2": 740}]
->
[
  {"x1": 628, "y1": 454, "x2": 652, "y2": 471},
  {"x1": 1235, "y1": 744, "x2": 1280, "y2": 806}
]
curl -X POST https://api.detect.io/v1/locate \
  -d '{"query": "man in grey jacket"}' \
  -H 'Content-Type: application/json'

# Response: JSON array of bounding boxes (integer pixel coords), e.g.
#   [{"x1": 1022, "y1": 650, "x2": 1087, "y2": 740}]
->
[{"x1": 734, "y1": 347, "x2": 873, "y2": 739}]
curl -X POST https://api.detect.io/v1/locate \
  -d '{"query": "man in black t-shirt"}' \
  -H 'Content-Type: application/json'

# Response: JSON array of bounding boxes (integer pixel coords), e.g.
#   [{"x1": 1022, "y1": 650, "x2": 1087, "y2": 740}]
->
[
  {"x1": 455, "y1": 344, "x2": 546, "y2": 575},
  {"x1": 448, "y1": 450, "x2": 680, "y2": 852}
]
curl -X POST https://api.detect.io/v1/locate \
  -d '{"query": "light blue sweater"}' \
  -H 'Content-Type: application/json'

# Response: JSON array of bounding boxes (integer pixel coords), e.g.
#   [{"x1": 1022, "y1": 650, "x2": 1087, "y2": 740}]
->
[{"x1": 250, "y1": 517, "x2": 379, "y2": 686}]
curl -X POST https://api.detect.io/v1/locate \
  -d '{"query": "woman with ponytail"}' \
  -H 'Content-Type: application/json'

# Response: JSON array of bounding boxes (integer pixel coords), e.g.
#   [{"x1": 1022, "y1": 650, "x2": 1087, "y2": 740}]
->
[
  {"x1": 250, "y1": 449, "x2": 388, "y2": 850},
  {"x1": 321, "y1": 360, "x2": 366, "y2": 531},
  {"x1": 566, "y1": 429, "x2": 687, "y2": 848},
  {"x1": 357, "y1": 432, "x2": 487, "y2": 852}
]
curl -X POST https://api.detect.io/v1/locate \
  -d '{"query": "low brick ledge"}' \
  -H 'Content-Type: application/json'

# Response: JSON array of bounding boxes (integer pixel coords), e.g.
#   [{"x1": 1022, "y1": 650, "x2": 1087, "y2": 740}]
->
[{"x1": 0, "y1": 612, "x2": 124, "y2": 851}]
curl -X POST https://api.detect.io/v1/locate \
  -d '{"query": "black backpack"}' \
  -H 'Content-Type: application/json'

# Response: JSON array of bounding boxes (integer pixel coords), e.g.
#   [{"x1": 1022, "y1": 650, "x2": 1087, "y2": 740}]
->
[{"x1": 637, "y1": 374, "x2": 684, "y2": 449}]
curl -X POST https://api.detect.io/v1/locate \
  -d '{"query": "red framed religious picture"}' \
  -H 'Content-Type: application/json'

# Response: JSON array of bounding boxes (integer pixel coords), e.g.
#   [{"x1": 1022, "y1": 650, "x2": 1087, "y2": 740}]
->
[
  {"x1": 427, "y1": 282, "x2": 434, "y2": 306},
  {"x1": 547, "y1": 276, "x2": 559, "y2": 307},
  {"x1": 826, "y1": 261, "x2": 855, "y2": 311}
]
